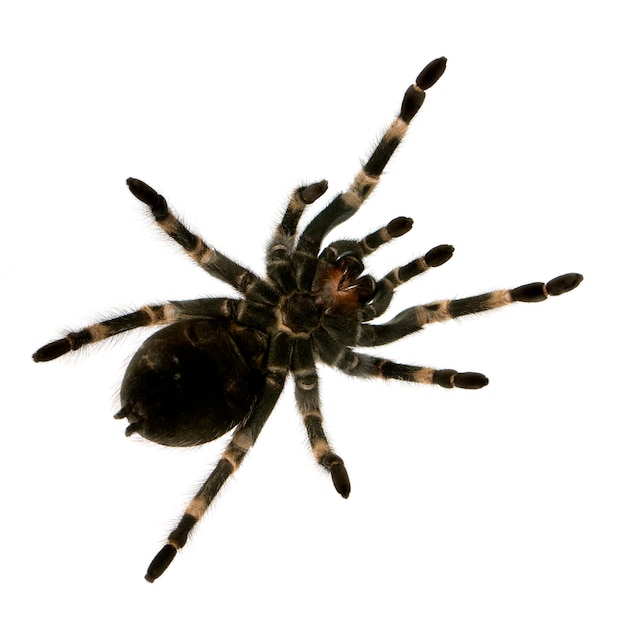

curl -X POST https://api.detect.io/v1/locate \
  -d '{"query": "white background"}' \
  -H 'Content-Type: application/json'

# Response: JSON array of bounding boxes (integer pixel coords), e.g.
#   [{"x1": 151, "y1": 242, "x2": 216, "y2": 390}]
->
[{"x1": 2, "y1": 1, "x2": 623, "y2": 624}]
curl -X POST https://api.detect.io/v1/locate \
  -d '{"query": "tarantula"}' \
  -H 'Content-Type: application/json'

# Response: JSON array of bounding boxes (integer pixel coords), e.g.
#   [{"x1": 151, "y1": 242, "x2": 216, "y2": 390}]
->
[{"x1": 33, "y1": 57, "x2": 582, "y2": 582}]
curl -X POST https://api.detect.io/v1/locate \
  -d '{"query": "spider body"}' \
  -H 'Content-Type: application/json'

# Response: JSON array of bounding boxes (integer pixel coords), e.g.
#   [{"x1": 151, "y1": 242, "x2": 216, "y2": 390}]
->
[{"x1": 33, "y1": 57, "x2": 583, "y2": 582}]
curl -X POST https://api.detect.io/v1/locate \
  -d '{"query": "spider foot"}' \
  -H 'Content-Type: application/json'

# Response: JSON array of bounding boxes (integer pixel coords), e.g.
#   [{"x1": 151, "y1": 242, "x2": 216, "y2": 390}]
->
[
  {"x1": 416, "y1": 57, "x2": 448, "y2": 91},
  {"x1": 386, "y1": 216, "x2": 414, "y2": 238},
  {"x1": 547, "y1": 273, "x2": 583, "y2": 296},
  {"x1": 425, "y1": 244, "x2": 454, "y2": 267},
  {"x1": 126, "y1": 178, "x2": 168, "y2": 218},
  {"x1": 433, "y1": 369, "x2": 489, "y2": 389},
  {"x1": 299, "y1": 180, "x2": 329, "y2": 204},
  {"x1": 145, "y1": 544, "x2": 177, "y2": 583},
  {"x1": 400, "y1": 57, "x2": 447, "y2": 122},
  {"x1": 511, "y1": 273, "x2": 583, "y2": 303},
  {"x1": 322, "y1": 453, "x2": 351, "y2": 498},
  {"x1": 32, "y1": 338, "x2": 72, "y2": 362}
]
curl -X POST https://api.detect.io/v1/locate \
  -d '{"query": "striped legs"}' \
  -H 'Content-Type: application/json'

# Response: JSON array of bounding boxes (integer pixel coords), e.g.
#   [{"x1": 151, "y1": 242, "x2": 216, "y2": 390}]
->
[
  {"x1": 127, "y1": 178, "x2": 279, "y2": 305},
  {"x1": 266, "y1": 181, "x2": 329, "y2": 292},
  {"x1": 362, "y1": 244, "x2": 455, "y2": 321},
  {"x1": 144, "y1": 333, "x2": 292, "y2": 583},
  {"x1": 32, "y1": 56, "x2": 584, "y2": 586},
  {"x1": 358, "y1": 273, "x2": 584, "y2": 347},
  {"x1": 312, "y1": 273, "x2": 583, "y2": 390},
  {"x1": 295, "y1": 57, "x2": 448, "y2": 289},
  {"x1": 292, "y1": 338, "x2": 350, "y2": 498},
  {"x1": 314, "y1": 325, "x2": 488, "y2": 389},
  {"x1": 144, "y1": 330, "x2": 358, "y2": 583},
  {"x1": 319, "y1": 216, "x2": 415, "y2": 262},
  {"x1": 31, "y1": 298, "x2": 260, "y2": 362},
  {"x1": 330, "y1": 348, "x2": 488, "y2": 389}
]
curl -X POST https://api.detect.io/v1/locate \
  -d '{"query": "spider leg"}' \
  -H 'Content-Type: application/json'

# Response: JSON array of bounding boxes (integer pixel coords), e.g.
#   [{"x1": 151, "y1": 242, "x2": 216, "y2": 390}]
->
[
  {"x1": 31, "y1": 298, "x2": 259, "y2": 362},
  {"x1": 343, "y1": 351, "x2": 488, "y2": 389},
  {"x1": 266, "y1": 181, "x2": 328, "y2": 291},
  {"x1": 320, "y1": 216, "x2": 414, "y2": 261},
  {"x1": 274, "y1": 181, "x2": 329, "y2": 245},
  {"x1": 358, "y1": 272, "x2": 584, "y2": 347},
  {"x1": 126, "y1": 178, "x2": 279, "y2": 305},
  {"x1": 292, "y1": 338, "x2": 350, "y2": 498},
  {"x1": 313, "y1": 326, "x2": 487, "y2": 389},
  {"x1": 144, "y1": 333, "x2": 291, "y2": 583},
  {"x1": 362, "y1": 244, "x2": 455, "y2": 321},
  {"x1": 294, "y1": 57, "x2": 447, "y2": 289}
]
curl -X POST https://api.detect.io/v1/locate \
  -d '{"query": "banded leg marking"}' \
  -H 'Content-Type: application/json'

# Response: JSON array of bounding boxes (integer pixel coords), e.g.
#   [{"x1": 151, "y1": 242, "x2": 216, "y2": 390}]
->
[
  {"x1": 318, "y1": 216, "x2": 414, "y2": 267},
  {"x1": 313, "y1": 326, "x2": 486, "y2": 389},
  {"x1": 266, "y1": 181, "x2": 329, "y2": 291},
  {"x1": 292, "y1": 338, "x2": 350, "y2": 498},
  {"x1": 274, "y1": 181, "x2": 329, "y2": 244},
  {"x1": 127, "y1": 178, "x2": 279, "y2": 305},
  {"x1": 295, "y1": 58, "x2": 447, "y2": 288},
  {"x1": 359, "y1": 273, "x2": 584, "y2": 347},
  {"x1": 31, "y1": 298, "x2": 248, "y2": 362},
  {"x1": 144, "y1": 333, "x2": 292, "y2": 583},
  {"x1": 145, "y1": 455, "x2": 239, "y2": 583},
  {"x1": 32, "y1": 304, "x2": 178, "y2": 362},
  {"x1": 335, "y1": 348, "x2": 488, "y2": 390},
  {"x1": 362, "y1": 244, "x2": 454, "y2": 321}
]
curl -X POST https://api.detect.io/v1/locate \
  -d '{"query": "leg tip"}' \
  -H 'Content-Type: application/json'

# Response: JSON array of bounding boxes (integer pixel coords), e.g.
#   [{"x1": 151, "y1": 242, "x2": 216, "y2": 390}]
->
[
  {"x1": 145, "y1": 544, "x2": 177, "y2": 583},
  {"x1": 387, "y1": 216, "x2": 413, "y2": 238},
  {"x1": 416, "y1": 57, "x2": 447, "y2": 90},
  {"x1": 333, "y1": 466, "x2": 351, "y2": 499},
  {"x1": 32, "y1": 338, "x2": 71, "y2": 362},
  {"x1": 299, "y1": 180, "x2": 329, "y2": 204},
  {"x1": 425, "y1": 244, "x2": 454, "y2": 267},
  {"x1": 323, "y1": 454, "x2": 351, "y2": 498},
  {"x1": 434, "y1": 369, "x2": 488, "y2": 389},
  {"x1": 126, "y1": 177, "x2": 147, "y2": 196},
  {"x1": 453, "y1": 372, "x2": 489, "y2": 389},
  {"x1": 126, "y1": 178, "x2": 168, "y2": 217},
  {"x1": 546, "y1": 273, "x2": 583, "y2": 296}
]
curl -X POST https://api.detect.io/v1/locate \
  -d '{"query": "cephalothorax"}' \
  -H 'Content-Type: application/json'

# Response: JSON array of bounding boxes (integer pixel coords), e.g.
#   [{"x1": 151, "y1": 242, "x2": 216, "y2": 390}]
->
[{"x1": 33, "y1": 57, "x2": 582, "y2": 582}]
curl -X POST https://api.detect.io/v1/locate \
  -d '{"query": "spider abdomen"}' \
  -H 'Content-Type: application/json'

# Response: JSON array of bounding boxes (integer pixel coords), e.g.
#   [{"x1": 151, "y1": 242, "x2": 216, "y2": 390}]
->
[{"x1": 118, "y1": 319, "x2": 268, "y2": 447}]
